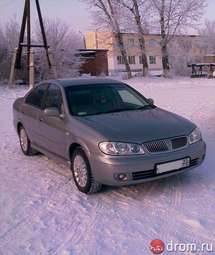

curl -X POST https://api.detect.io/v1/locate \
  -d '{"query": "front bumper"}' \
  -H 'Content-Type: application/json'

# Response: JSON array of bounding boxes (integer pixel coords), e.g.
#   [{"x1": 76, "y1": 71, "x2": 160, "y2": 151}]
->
[{"x1": 90, "y1": 140, "x2": 206, "y2": 186}]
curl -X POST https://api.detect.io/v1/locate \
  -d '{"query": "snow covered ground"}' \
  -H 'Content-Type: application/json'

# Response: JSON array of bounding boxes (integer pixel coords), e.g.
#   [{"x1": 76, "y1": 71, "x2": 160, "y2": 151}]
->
[{"x1": 0, "y1": 77, "x2": 215, "y2": 255}]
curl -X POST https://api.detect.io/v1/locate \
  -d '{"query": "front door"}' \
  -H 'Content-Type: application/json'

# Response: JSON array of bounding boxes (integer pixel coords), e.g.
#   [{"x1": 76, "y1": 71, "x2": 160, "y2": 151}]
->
[{"x1": 37, "y1": 84, "x2": 68, "y2": 158}]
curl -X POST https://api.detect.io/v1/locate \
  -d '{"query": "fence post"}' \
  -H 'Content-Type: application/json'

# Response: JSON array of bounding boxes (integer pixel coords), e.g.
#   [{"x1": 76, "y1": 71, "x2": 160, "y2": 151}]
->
[
  {"x1": 29, "y1": 49, "x2": 35, "y2": 88},
  {"x1": 8, "y1": 48, "x2": 18, "y2": 88}
]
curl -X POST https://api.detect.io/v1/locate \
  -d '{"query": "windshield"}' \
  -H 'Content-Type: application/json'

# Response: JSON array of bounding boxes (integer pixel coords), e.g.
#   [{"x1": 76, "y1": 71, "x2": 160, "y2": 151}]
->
[{"x1": 65, "y1": 83, "x2": 154, "y2": 117}]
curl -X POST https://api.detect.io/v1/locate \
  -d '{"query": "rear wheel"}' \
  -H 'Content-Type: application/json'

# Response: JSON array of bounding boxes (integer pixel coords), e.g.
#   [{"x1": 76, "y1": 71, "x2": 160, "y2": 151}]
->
[
  {"x1": 71, "y1": 148, "x2": 102, "y2": 194},
  {"x1": 18, "y1": 126, "x2": 37, "y2": 156}
]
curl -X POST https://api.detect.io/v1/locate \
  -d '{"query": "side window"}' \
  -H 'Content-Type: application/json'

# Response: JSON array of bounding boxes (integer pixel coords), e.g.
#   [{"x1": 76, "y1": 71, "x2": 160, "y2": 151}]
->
[
  {"x1": 118, "y1": 89, "x2": 143, "y2": 106},
  {"x1": 43, "y1": 85, "x2": 63, "y2": 113},
  {"x1": 25, "y1": 85, "x2": 47, "y2": 109}
]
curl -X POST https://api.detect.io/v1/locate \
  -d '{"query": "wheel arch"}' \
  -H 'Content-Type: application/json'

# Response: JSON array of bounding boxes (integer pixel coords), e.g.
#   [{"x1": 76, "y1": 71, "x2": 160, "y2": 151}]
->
[
  {"x1": 69, "y1": 143, "x2": 81, "y2": 159},
  {"x1": 17, "y1": 122, "x2": 23, "y2": 134},
  {"x1": 69, "y1": 142, "x2": 91, "y2": 160}
]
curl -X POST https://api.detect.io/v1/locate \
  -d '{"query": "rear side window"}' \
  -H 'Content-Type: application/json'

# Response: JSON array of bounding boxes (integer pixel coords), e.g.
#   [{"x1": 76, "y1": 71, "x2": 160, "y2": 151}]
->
[
  {"x1": 25, "y1": 85, "x2": 47, "y2": 109},
  {"x1": 43, "y1": 85, "x2": 63, "y2": 113}
]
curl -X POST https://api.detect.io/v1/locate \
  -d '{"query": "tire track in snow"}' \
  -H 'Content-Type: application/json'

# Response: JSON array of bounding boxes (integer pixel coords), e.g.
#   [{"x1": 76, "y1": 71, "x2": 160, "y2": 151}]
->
[
  {"x1": 46, "y1": 188, "x2": 109, "y2": 254},
  {"x1": 0, "y1": 121, "x2": 100, "y2": 254},
  {"x1": 170, "y1": 177, "x2": 183, "y2": 208},
  {"x1": 0, "y1": 177, "x2": 69, "y2": 243}
]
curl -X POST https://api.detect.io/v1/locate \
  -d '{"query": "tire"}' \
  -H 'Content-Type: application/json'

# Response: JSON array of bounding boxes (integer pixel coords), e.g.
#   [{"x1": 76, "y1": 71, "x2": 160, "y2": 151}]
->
[
  {"x1": 18, "y1": 125, "x2": 37, "y2": 156},
  {"x1": 71, "y1": 147, "x2": 102, "y2": 194}
]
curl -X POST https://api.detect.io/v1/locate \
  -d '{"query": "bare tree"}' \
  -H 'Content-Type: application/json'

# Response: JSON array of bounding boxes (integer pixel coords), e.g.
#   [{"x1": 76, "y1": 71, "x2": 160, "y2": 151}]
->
[
  {"x1": 169, "y1": 36, "x2": 204, "y2": 76},
  {"x1": 199, "y1": 20, "x2": 215, "y2": 54},
  {"x1": 0, "y1": 17, "x2": 82, "y2": 82},
  {"x1": 0, "y1": 27, "x2": 6, "y2": 80},
  {"x1": 0, "y1": 19, "x2": 20, "y2": 81},
  {"x1": 85, "y1": 0, "x2": 132, "y2": 78},
  {"x1": 35, "y1": 18, "x2": 83, "y2": 80},
  {"x1": 150, "y1": 0, "x2": 206, "y2": 77},
  {"x1": 119, "y1": 0, "x2": 149, "y2": 76},
  {"x1": 4, "y1": 19, "x2": 20, "y2": 52}
]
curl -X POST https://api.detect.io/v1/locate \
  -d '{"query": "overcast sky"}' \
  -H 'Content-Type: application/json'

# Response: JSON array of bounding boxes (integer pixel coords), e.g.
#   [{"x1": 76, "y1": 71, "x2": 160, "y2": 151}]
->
[{"x1": 0, "y1": 0, "x2": 215, "y2": 32}]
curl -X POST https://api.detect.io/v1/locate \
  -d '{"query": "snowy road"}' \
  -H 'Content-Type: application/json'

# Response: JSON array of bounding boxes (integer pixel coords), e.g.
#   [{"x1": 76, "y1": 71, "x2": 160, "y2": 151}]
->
[{"x1": 0, "y1": 78, "x2": 215, "y2": 255}]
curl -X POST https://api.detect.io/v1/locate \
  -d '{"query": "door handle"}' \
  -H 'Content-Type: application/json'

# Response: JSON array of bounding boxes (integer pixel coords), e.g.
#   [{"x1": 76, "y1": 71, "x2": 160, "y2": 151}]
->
[{"x1": 39, "y1": 117, "x2": 44, "y2": 122}]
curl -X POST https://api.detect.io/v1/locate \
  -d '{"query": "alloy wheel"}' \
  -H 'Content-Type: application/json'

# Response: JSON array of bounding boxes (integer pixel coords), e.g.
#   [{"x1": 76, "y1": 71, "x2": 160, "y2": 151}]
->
[
  {"x1": 20, "y1": 128, "x2": 28, "y2": 152},
  {"x1": 73, "y1": 155, "x2": 88, "y2": 187}
]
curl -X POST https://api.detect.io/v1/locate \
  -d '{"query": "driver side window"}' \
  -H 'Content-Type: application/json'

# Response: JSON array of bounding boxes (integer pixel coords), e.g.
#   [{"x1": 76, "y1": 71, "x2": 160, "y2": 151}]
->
[{"x1": 43, "y1": 85, "x2": 63, "y2": 113}]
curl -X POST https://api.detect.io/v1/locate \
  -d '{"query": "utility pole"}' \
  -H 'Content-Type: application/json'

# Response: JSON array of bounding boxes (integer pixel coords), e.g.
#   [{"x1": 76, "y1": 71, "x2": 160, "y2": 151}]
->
[{"x1": 9, "y1": 0, "x2": 56, "y2": 87}]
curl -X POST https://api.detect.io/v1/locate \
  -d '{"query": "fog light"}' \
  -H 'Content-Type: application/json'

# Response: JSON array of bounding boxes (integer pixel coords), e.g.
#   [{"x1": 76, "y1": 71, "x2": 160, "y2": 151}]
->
[{"x1": 114, "y1": 173, "x2": 129, "y2": 182}]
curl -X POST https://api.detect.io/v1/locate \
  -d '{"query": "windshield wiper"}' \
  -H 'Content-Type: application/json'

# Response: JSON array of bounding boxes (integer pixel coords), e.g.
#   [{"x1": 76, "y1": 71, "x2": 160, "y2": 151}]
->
[
  {"x1": 78, "y1": 105, "x2": 155, "y2": 117},
  {"x1": 101, "y1": 108, "x2": 137, "y2": 114},
  {"x1": 101, "y1": 105, "x2": 153, "y2": 114},
  {"x1": 135, "y1": 105, "x2": 155, "y2": 110}
]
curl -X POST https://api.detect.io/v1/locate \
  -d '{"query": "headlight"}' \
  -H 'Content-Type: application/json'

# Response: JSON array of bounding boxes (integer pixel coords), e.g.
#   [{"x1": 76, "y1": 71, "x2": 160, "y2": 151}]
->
[
  {"x1": 99, "y1": 142, "x2": 145, "y2": 155},
  {"x1": 188, "y1": 128, "x2": 202, "y2": 144}
]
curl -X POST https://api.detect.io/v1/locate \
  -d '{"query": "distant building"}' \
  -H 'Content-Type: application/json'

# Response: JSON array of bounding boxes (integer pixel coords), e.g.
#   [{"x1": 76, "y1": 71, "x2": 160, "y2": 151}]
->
[{"x1": 85, "y1": 31, "x2": 204, "y2": 75}]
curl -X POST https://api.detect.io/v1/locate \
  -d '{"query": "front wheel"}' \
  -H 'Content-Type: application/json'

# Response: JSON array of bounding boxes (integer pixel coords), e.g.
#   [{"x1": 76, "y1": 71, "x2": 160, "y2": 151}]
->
[
  {"x1": 18, "y1": 126, "x2": 37, "y2": 156},
  {"x1": 71, "y1": 148, "x2": 102, "y2": 194}
]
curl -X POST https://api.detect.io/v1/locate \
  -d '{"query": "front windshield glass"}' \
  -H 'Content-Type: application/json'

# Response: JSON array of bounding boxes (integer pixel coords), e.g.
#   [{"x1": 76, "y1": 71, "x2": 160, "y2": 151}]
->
[{"x1": 65, "y1": 83, "x2": 154, "y2": 117}]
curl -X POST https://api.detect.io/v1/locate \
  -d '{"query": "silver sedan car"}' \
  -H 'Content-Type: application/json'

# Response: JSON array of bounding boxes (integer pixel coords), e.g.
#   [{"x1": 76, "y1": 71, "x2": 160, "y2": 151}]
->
[{"x1": 13, "y1": 78, "x2": 206, "y2": 194}]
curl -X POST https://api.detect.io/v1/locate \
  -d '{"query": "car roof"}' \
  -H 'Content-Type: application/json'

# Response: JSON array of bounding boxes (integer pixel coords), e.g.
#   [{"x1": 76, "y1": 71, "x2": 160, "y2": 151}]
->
[{"x1": 50, "y1": 78, "x2": 124, "y2": 87}]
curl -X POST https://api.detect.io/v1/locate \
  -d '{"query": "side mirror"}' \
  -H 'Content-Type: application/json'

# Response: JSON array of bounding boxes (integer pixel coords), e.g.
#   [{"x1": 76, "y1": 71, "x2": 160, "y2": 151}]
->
[
  {"x1": 44, "y1": 107, "x2": 60, "y2": 118},
  {"x1": 147, "y1": 98, "x2": 154, "y2": 105}
]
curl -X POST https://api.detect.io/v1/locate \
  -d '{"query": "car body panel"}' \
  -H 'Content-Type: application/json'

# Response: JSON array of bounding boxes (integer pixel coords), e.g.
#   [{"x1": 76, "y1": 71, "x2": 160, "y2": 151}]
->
[
  {"x1": 13, "y1": 78, "x2": 206, "y2": 187},
  {"x1": 90, "y1": 140, "x2": 206, "y2": 185},
  {"x1": 79, "y1": 107, "x2": 195, "y2": 143},
  {"x1": 36, "y1": 111, "x2": 68, "y2": 158}
]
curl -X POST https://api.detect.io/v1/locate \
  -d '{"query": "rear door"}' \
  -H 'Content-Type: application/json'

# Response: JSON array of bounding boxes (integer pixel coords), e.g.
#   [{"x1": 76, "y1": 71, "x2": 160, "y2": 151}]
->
[
  {"x1": 22, "y1": 84, "x2": 48, "y2": 146},
  {"x1": 37, "y1": 84, "x2": 67, "y2": 158}
]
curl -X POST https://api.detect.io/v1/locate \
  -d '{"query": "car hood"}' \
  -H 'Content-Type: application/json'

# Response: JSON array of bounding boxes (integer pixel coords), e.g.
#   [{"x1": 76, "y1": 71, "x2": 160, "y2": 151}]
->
[{"x1": 79, "y1": 108, "x2": 196, "y2": 143}]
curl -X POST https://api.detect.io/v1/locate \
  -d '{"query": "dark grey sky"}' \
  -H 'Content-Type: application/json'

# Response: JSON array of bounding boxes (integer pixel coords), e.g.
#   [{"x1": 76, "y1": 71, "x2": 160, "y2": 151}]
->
[{"x1": 0, "y1": 0, "x2": 214, "y2": 32}]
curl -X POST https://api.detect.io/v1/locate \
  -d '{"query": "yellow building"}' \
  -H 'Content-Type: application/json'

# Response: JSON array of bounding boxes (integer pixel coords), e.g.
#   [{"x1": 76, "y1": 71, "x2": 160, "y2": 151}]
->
[{"x1": 85, "y1": 31, "x2": 203, "y2": 75}]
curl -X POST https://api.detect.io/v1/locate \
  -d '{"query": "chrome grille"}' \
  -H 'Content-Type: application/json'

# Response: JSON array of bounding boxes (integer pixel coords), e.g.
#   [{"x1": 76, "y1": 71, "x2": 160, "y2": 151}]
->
[
  {"x1": 143, "y1": 137, "x2": 187, "y2": 153},
  {"x1": 144, "y1": 140, "x2": 169, "y2": 152}
]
